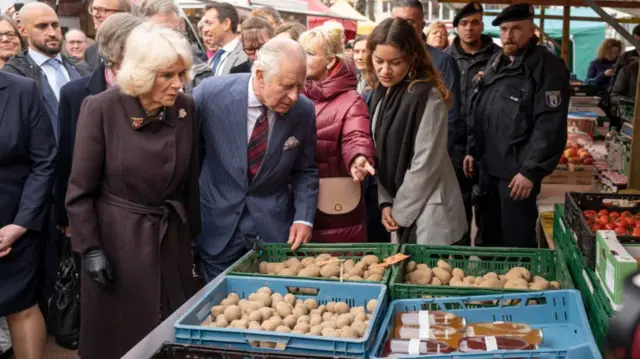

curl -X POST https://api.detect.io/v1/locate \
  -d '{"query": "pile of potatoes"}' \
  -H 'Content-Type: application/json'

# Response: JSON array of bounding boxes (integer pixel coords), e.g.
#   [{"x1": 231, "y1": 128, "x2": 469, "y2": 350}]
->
[
  {"x1": 404, "y1": 260, "x2": 561, "y2": 290},
  {"x1": 205, "y1": 286, "x2": 378, "y2": 343},
  {"x1": 258, "y1": 254, "x2": 386, "y2": 281}
]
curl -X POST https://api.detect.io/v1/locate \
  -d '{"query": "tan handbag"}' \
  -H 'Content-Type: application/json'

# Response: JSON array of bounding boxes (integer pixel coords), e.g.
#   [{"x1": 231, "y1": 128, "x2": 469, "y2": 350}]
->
[{"x1": 317, "y1": 177, "x2": 361, "y2": 215}]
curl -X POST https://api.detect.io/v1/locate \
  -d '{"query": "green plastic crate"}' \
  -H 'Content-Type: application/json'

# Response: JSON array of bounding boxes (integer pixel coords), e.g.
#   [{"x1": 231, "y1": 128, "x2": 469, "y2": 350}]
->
[
  {"x1": 227, "y1": 243, "x2": 400, "y2": 284},
  {"x1": 388, "y1": 244, "x2": 574, "y2": 300},
  {"x1": 553, "y1": 204, "x2": 614, "y2": 352},
  {"x1": 618, "y1": 97, "x2": 636, "y2": 123}
]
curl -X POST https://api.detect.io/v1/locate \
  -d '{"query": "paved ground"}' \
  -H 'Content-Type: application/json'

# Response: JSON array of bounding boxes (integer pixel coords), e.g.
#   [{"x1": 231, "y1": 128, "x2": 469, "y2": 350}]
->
[{"x1": 43, "y1": 336, "x2": 76, "y2": 359}]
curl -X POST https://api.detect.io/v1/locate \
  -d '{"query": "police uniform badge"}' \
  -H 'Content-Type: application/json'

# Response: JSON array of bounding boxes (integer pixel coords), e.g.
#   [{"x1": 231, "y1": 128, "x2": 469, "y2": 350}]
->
[{"x1": 545, "y1": 91, "x2": 561, "y2": 108}]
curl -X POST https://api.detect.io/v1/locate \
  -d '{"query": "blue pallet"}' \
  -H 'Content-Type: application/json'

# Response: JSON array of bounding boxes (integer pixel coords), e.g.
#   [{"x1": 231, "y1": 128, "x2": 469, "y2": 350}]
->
[
  {"x1": 174, "y1": 276, "x2": 388, "y2": 358},
  {"x1": 370, "y1": 290, "x2": 601, "y2": 359}
]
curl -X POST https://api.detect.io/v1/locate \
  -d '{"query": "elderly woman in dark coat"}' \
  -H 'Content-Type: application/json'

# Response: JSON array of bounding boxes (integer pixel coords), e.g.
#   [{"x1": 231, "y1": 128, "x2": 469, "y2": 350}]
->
[
  {"x1": 56, "y1": 13, "x2": 143, "y2": 235},
  {"x1": 65, "y1": 22, "x2": 201, "y2": 359}
]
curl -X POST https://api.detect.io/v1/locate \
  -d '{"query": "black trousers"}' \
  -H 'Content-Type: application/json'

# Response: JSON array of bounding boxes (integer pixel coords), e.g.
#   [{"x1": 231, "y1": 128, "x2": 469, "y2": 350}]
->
[
  {"x1": 364, "y1": 182, "x2": 390, "y2": 243},
  {"x1": 475, "y1": 176, "x2": 540, "y2": 248},
  {"x1": 453, "y1": 164, "x2": 474, "y2": 246}
]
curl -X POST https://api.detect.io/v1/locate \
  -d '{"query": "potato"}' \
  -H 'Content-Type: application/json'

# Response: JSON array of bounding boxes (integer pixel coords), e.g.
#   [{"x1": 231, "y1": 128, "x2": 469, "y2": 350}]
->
[
  {"x1": 452, "y1": 268, "x2": 465, "y2": 279},
  {"x1": 230, "y1": 319, "x2": 248, "y2": 329},
  {"x1": 301, "y1": 257, "x2": 316, "y2": 267},
  {"x1": 216, "y1": 316, "x2": 228, "y2": 327},
  {"x1": 265, "y1": 263, "x2": 277, "y2": 274},
  {"x1": 320, "y1": 321, "x2": 336, "y2": 329},
  {"x1": 483, "y1": 272, "x2": 499, "y2": 280},
  {"x1": 248, "y1": 311, "x2": 262, "y2": 323},
  {"x1": 432, "y1": 267, "x2": 452, "y2": 285},
  {"x1": 316, "y1": 253, "x2": 333, "y2": 262},
  {"x1": 273, "y1": 263, "x2": 286, "y2": 274},
  {"x1": 269, "y1": 316, "x2": 283, "y2": 327},
  {"x1": 285, "y1": 257, "x2": 301, "y2": 268},
  {"x1": 276, "y1": 325, "x2": 292, "y2": 333},
  {"x1": 335, "y1": 302, "x2": 349, "y2": 314},
  {"x1": 450, "y1": 276, "x2": 465, "y2": 287},
  {"x1": 504, "y1": 280, "x2": 528, "y2": 290},
  {"x1": 279, "y1": 268, "x2": 297, "y2": 276},
  {"x1": 479, "y1": 278, "x2": 503, "y2": 289},
  {"x1": 271, "y1": 293, "x2": 284, "y2": 307},
  {"x1": 241, "y1": 313, "x2": 249, "y2": 321},
  {"x1": 223, "y1": 305, "x2": 241, "y2": 322},
  {"x1": 210, "y1": 305, "x2": 226, "y2": 317},
  {"x1": 283, "y1": 293, "x2": 296, "y2": 305},
  {"x1": 293, "y1": 322, "x2": 311, "y2": 334},
  {"x1": 297, "y1": 315, "x2": 310, "y2": 324},
  {"x1": 463, "y1": 276, "x2": 476, "y2": 286},
  {"x1": 410, "y1": 268, "x2": 433, "y2": 285},
  {"x1": 257, "y1": 286, "x2": 272, "y2": 295},
  {"x1": 259, "y1": 307, "x2": 274, "y2": 321},
  {"x1": 346, "y1": 266, "x2": 364, "y2": 278},
  {"x1": 259, "y1": 262, "x2": 269, "y2": 274},
  {"x1": 310, "y1": 314, "x2": 323, "y2": 326},
  {"x1": 283, "y1": 315, "x2": 297, "y2": 328},
  {"x1": 361, "y1": 255, "x2": 380, "y2": 266},
  {"x1": 292, "y1": 307, "x2": 306, "y2": 318},
  {"x1": 322, "y1": 312, "x2": 334, "y2": 321},
  {"x1": 529, "y1": 281, "x2": 550, "y2": 290},
  {"x1": 309, "y1": 324, "x2": 323, "y2": 336},
  {"x1": 366, "y1": 273, "x2": 383, "y2": 282},
  {"x1": 298, "y1": 265, "x2": 321, "y2": 277},
  {"x1": 431, "y1": 277, "x2": 442, "y2": 286},
  {"x1": 340, "y1": 326, "x2": 359, "y2": 338},
  {"x1": 436, "y1": 260, "x2": 453, "y2": 273},
  {"x1": 320, "y1": 264, "x2": 340, "y2": 278},
  {"x1": 509, "y1": 267, "x2": 531, "y2": 281},
  {"x1": 550, "y1": 281, "x2": 560, "y2": 289},
  {"x1": 336, "y1": 314, "x2": 351, "y2": 328},
  {"x1": 416, "y1": 263, "x2": 430, "y2": 271},
  {"x1": 532, "y1": 275, "x2": 547, "y2": 283},
  {"x1": 343, "y1": 259, "x2": 356, "y2": 270},
  {"x1": 321, "y1": 328, "x2": 340, "y2": 337},
  {"x1": 406, "y1": 261, "x2": 417, "y2": 273},
  {"x1": 276, "y1": 302, "x2": 292, "y2": 318},
  {"x1": 220, "y1": 298, "x2": 235, "y2": 306},
  {"x1": 326, "y1": 302, "x2": 336, "y2": 313},
  {"x1": 369, "y1": 266, "x2": 386, "y2": 275},
  {"x1": 249, "y1": 321, "x2": 262, "y2": 331},
  {"x1": 351, "y1": 321, "x2": 366, "y2": 336},
  {"x1": 304, "y1": 298, "x2": 318, "y2": 310},
  {"x1": 226, "y1": 293, "x2": 241, "y2": 304},
  {"x1": 349, "y1": 276, "x2": 364, "y2": 281}
]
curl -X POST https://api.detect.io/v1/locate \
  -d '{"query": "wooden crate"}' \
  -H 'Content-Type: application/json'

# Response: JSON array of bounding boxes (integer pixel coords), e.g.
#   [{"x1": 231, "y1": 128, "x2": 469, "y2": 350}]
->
[{"x1": 543, "y1": 164, "x2": 597, "y2": 185}]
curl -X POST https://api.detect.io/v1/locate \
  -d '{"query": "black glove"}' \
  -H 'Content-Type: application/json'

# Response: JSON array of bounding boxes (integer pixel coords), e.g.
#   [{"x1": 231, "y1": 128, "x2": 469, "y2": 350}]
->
[{"x1": 83, "y1": 247, "x2": 114, "y2": 289}]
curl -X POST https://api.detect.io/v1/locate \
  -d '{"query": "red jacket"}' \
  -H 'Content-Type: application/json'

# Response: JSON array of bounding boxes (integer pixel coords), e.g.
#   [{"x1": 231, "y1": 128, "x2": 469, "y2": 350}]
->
[{"x1": 303, "y1": 60, "x2": 375, "y2": 243}]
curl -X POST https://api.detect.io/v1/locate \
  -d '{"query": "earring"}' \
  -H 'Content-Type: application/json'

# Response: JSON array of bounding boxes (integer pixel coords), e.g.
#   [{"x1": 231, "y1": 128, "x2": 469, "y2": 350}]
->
[{"x1": 408, "y1": 67, "x2": 417, "y2": 79}]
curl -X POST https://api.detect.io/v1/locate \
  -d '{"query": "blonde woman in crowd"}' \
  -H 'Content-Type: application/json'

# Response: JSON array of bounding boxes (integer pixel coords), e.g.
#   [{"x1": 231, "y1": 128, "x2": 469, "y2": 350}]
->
[
  {"x1": 586, "y1": 38, "x2": 622, "y2": 92},
  {"x1": 300, "y1": 22, "x2": 376, "y2": 243},
  {"x1": 424, "y1": 21, "x2": 449, "y2": 50},
  {"x1": 66, "y1": 23, "x2": 200, "y2": 359}
]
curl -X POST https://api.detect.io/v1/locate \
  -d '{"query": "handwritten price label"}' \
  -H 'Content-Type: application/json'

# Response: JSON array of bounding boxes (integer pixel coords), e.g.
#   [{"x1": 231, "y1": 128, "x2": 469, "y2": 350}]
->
[{"x1": 370, "y1": 253, "x2": 410, "y2": 269}]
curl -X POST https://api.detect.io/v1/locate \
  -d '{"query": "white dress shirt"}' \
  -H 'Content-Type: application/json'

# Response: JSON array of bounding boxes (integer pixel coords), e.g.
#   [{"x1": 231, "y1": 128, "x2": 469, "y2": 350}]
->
[
  {"x1": 28, "y1": 49, "x2": 70, "y2": 100},
  {"x1": 246, "y1": 76, "x2": 313, "y2": 229},
  {"x1": 214, "y1": 38, "x2": 240, "y2": 76}
]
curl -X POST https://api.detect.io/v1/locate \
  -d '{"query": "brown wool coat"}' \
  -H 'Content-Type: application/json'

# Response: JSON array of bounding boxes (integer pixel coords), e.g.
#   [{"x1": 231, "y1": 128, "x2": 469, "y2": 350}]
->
[{"x1": 65, "y1": 87, "x2": 201, "y2": 359}]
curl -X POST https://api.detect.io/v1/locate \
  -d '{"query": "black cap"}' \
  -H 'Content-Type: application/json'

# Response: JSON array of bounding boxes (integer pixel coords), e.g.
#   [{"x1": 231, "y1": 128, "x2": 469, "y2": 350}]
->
[
  {"x1": 491, "y1": 3, "x2": 535, "y2": 26},
  {"x1": 453, "y1": 2, "x2": 483, "y2": 27},
  {"x1": 633, "y1": 24, "x2": 640, "y2": 36}
]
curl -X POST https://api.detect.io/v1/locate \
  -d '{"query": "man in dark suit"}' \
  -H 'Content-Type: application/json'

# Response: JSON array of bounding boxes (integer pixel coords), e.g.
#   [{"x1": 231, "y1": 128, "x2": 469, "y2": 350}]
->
[{"x1": 194, "y1": 37, "x2": 319, "y2": 282}]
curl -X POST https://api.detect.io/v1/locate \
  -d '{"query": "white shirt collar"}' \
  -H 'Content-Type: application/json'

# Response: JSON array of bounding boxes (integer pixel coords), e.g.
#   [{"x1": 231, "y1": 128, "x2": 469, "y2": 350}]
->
[
  {"x1": 247, "y1": 75, "x2": 262, "y2": 108},
  {"x1": 28, "y1": 48, "x2": 63, "y2": 67},
  {"x1": 221, "y1": 38, "x2": 240, "y2": 53}
]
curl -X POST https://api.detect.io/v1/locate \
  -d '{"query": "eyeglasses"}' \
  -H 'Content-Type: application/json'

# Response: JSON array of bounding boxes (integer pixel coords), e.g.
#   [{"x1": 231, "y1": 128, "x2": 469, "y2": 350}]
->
[
  {"x1": 243, "y1": 44, "x2": 263, "y2": 55},
  {"x1": 88, "y1": 5, "x2": 123, "y2": 15},
  {"x1": 0, "y1": 32, "x2": 18, "y2": 40}
]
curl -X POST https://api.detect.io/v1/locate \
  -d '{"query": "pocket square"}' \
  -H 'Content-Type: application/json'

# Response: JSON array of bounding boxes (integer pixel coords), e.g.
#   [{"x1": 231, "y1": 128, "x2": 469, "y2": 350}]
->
[{"x1": 283, "y1": 136, "x2": 299, "y2": 151}]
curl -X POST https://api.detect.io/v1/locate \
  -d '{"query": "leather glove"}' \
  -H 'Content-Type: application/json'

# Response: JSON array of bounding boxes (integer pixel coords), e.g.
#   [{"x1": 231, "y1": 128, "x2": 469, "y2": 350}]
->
[{"x1": 83, "y1": 247, "x2": 114, "y2": 289}]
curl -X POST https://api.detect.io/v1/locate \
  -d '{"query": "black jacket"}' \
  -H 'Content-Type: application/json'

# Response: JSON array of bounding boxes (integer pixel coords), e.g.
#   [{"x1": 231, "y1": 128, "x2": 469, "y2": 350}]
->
[
  {"x1": 468, "y1": 36, "x2": 569, "y2": 183},
  {"x1": 230, "y1": 60, "x2": 251, "y2": 74},
  {"x1": 55, "y1": 63, "x2": 108, "y2": 226},
  {"x1": 445, "y1": 35, "x2": 501, "y2": 122},
  {"x1": 609, "y1": 49, "x2": 639, "y2": 94},
  {"x1": 185, "y1": 62, "x2": 214, "y2": 94},
  {"x1": 84, "y1": 44, "x2": 101, "y2": 71},
  {"x1": 610, "y1": 58, "x2": 638, "y2": 105}
]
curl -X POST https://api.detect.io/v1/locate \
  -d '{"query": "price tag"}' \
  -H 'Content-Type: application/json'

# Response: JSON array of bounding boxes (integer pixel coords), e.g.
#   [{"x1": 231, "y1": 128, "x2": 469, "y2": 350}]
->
[
  {"x1": 485, "y1": 336, "x2": 498, "y2": 351},
  {"x1": 408, "y1": 339, "x2": 420, "y2": 355},
  {"x1": 370, "y1": 253, "x2": 410, "y2": 269},
  {"x1": 418, "y1": 311, "x2": 430, "y2": 339}
]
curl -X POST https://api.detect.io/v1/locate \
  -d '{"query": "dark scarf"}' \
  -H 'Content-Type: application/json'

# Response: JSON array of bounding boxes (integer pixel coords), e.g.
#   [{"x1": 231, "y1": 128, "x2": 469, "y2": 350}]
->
[{"x1": 370, "y1": 78, "x2": 432, "y2": 198}]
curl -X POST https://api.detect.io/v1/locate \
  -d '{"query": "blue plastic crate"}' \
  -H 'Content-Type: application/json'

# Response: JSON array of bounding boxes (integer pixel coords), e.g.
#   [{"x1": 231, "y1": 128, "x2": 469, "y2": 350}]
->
[
  {"x1": 174, "y1": 276, "x2": 388, "y2": 358},
  {"x1": 370, "y1": 290, "x2": 601, "y2": 359}
]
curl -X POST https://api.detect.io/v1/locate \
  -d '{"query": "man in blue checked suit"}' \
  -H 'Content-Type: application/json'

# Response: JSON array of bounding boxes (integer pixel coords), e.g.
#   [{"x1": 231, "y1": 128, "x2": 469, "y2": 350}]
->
[{"x1": 193, "y1": 38, "x2": 319, "y2": 282}]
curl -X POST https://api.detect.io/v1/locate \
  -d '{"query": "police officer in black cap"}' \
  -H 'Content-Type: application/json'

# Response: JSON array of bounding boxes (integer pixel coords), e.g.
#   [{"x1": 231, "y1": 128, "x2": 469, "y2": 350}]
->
[
  {"x1": 464, "y1": 3, "x2": 569, "y2": 248},
  {"x1": 445, "y1": 1, "x2": 501, "y2": 246}
]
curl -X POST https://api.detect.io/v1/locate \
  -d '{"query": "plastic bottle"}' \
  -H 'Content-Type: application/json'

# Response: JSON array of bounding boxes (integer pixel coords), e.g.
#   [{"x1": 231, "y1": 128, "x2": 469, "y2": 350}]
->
[
  {"x1": 458, "y1": 336, "x2": 536, "y2": 352},
  {"x1": 393, "y1": 324, "x2": 463, "y2": 348},
  {"x1": 605, "y1": 126, "x2": 618, "y2": 153},
  {"x1": 462, "y1": 322, "x2": 543, "y2": 345},
  {"x1": 396, "y1": 311, "x2": 466, "y2": 329}
]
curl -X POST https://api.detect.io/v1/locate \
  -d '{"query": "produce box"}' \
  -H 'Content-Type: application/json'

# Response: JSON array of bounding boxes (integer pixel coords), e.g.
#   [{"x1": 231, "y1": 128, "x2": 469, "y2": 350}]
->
[
  {"x1": 151, "y1": 342, "x2": 357, "y2": 359},
  {"x1": 228, "y1": 243, "x2": 399, "y2": 284},
  {"x1": 388, "y1": 245, "x2": 573, "y2": 300},
  {"x1": 564, "y1": 192, "x2": 640, "y2": 269},
  {"x1": 544, "y1": 140, "x2": 597, "y2": 185},
  {"x1": 369, "y1": 290, "x2": 600, "y2": 359},
  {"x1": 623, "y1": 243, "x2": 640, "y2": 269},
  {"x1": 553, "y1": 204, "x2": 614, "y2": 352},
  {"x1": 174, "y1": 276, "x2": 387, "y2": 358},
  {"x1": 595, "y1": 230, "x2": 638, "y2": 307},
  {"x1": 568, "y1": 112, "x2": 598, "y2": 138}
]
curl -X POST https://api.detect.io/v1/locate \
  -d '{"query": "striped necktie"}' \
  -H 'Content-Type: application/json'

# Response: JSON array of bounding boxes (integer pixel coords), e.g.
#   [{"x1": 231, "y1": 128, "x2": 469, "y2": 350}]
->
[{"x1": 248, "y1": 107, "x2": 268, "y2": 179}]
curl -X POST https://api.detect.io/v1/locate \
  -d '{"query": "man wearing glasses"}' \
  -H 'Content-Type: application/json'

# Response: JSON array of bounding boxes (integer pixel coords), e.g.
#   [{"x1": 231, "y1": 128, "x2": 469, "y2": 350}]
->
[
  {"x1": 85, "y1": 0, "x2": 131, "y2": 69},
  {"x1": 230, "y1": 15, "x2": 274, "y2": 74}
]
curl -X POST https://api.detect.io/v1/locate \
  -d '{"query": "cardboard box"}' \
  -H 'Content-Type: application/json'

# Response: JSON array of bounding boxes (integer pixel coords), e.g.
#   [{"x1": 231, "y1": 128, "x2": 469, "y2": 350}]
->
[
  {"x1": 622, "y1": 243, "x2": 640, "y2": 270},
  {"x1": 595, "y1": 230, "x2": 638, "y2": 306}
]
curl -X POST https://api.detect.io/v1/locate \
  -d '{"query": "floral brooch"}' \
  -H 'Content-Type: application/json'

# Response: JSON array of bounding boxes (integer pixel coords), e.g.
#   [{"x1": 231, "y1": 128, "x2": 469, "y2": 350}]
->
[
  {"x1": 179, "y1": 109, "x2": 187, "y2": 119},
  {"x1": 131, "y1": 117, "x2": 144, "y2": 130}
]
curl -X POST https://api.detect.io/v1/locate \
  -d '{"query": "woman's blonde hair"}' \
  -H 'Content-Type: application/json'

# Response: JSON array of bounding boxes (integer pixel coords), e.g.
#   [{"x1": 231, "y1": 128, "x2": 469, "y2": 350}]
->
[
  {"x1": 116, "y1": 22, "x2": 193, "y2": 96},
  {"x1": 424, "y1": 21, "x2": 449, "y2": 48},
  {"x1": 298, "y1": 21, "x2": 345, "y2": 61},
  {"x1": 597, "y1": 38, "x2": 622, "y2": 60}
]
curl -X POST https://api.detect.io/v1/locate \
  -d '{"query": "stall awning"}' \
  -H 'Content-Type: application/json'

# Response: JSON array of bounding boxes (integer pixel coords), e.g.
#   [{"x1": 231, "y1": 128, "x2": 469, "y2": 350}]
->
[
  {"x1": 329, "y1": 0, "x2": 376, "y2": 35},
  {"x1": 307, "y1": 0, "x2": 358, "y2": 40}
]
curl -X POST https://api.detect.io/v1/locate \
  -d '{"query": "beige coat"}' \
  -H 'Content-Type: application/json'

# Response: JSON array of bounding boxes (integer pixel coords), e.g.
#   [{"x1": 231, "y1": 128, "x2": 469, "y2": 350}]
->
[{"x1": 376, "y1": 88, "x2": 467, "y2": 245}]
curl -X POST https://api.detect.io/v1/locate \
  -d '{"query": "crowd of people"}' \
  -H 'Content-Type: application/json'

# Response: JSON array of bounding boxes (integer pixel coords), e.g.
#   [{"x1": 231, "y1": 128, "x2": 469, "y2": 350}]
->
[{"x1": 0, "y1": 0, "x2": 574, "y2": 358}]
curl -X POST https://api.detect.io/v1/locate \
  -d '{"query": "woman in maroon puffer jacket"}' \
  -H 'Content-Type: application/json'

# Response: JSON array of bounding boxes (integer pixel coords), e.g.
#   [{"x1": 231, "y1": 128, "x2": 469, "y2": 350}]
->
[{"x1": 300, "y1": 23, "x2": 376, "y2": 243}]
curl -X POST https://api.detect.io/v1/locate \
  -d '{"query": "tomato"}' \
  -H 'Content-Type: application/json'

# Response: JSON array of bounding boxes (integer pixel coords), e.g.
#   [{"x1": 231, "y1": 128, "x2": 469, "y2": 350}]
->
[
  {"x1": 632, "y1": 227, "x2": 640, "y2": 237},
  {"x1": 599, "y1": 209, "x2": 609, "y2": 216},
  {"x1": 614, "y1": 217, "x2": 628, "y2": 228},
  {"x1": 615, "y1": 226, "x2": 627, "y2": 235},
  {"x1": 621, "y1": 211, "x2": 633, "y2": 218},
  {"x1": 624, "y1": 217, "x2": 636, "y2": 226},
  {"x1": 590, "y1": 224, "x2": 600, "y2": 232},
  {"x1": 610, "y1": 211, "x2": 620, "y2": 219},
  {"x1": 583, "y1": 210, "x2": 597, "y2": 219},
  {"x1": 605, "y1": 223, "x2": 617, "y2": 230},
  {"x1": 634, "y1": 213, "x2": 640, "y2": 221},
  {"x1": 597, "y1": 215, "x2": 610, "y2": 225}
]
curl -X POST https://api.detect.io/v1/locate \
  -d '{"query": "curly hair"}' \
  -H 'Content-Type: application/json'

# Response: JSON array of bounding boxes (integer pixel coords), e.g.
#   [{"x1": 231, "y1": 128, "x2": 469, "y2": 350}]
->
[
  {"x1": 596, "y1": 38, "x2": 622, "y2": 60},
  {"x1": 366, "y1": 18, "x2": 450, "y2": 108}
]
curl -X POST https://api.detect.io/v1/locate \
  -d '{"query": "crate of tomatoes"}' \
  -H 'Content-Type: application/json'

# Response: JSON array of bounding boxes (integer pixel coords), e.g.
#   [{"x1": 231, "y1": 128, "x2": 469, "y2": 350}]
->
[
  {"x1": 565, "y1": 192, "x2": 640, "y2": 269},
  {"x1": 543, "y1": 141, "x2": 596, "y2": 185}
]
